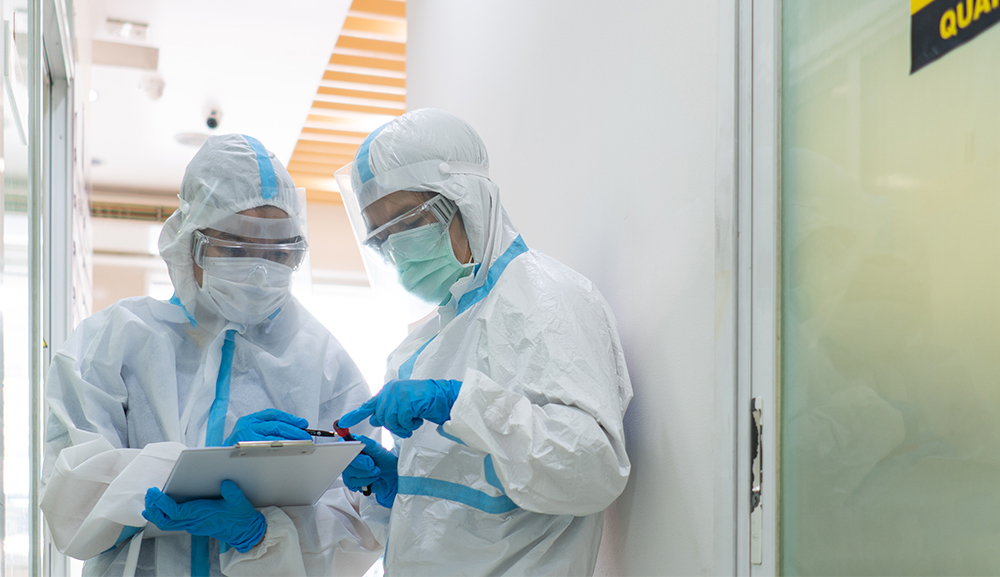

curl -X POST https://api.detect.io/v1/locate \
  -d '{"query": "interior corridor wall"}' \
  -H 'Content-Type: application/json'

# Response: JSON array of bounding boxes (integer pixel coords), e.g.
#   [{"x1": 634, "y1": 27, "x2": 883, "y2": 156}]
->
[{"x1": 406, "y1": 1, "x2": 723, "y2": 575}]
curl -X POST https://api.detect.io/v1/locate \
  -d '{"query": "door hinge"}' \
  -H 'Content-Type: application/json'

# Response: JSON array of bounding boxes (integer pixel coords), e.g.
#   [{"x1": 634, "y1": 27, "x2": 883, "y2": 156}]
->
[{"x1": 750, "y1": 397, "x2": 763, "y2": 565}]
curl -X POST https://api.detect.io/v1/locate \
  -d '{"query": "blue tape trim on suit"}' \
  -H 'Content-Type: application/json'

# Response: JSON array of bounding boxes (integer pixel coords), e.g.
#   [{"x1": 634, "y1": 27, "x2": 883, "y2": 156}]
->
[
  {"x1": 397, "y1": 337, "x2": 435, "y2": 381},
  {"x1": 193, "y1": 328, "x2": 237, "y2": 573},
  {"x1": 395, "y1": 237, "x2": 527, "y2": 382},
  {"x1": 355, "y1": 123, "x2": 389, "y2": 184},
  {"x1": 206, "y1": 330, "x2": 237, "y2": 446},
  {"x1": 397, "y1": 476, "x2": 517, "y2": 514},
  {"x1": 191, "y1": 535, "x2": 210, "y2": 577},
  {"x1": 457, "y1": 236, "x2": 528, "y2": 315},
  {"x1": 169, "y1": 293, "x2": 197, "y2": 327},
  {"x1": 436, "y1": 424, "x2": 466, "y2": 446},
  {"x1": 242, "y1": 134, "x2": 278, "y2": 199},
  {"x1": 483, "y1": 455, "x2": 506, "y2": 494}
]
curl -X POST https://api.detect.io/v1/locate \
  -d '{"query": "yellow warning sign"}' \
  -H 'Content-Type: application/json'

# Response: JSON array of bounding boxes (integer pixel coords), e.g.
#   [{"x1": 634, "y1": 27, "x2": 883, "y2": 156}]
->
[{"x1": 911, "y1": 0, "x2": 1000, "y2": 72}]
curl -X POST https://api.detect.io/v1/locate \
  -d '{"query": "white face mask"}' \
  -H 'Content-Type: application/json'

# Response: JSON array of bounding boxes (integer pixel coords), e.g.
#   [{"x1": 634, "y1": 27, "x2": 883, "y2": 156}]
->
[{"x1": 197, "y1": 257, "x2": 293, "y2": 326}]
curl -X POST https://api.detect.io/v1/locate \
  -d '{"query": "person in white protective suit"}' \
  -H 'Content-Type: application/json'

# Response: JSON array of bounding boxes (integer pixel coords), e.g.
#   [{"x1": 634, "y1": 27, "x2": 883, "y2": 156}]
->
[
  {"x1": 334, "y1": 109, "x2": 633, "y2": 576},
  {"x1": 41, "y1": 134, "x2": 386, "y2": 576}
]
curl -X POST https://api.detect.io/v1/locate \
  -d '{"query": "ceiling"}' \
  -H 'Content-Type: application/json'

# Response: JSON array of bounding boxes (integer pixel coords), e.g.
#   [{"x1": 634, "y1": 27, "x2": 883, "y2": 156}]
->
[
  {"x1": 84, "y1": 0, "x2": 354, "y2": 195},
  {"x1": 285, "y1": 0, "x2": 407, "y2": 203}
]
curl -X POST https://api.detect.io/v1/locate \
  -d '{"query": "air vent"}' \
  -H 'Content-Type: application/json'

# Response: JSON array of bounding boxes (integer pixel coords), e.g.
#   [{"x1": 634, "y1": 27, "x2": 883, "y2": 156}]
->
[{"x1": 90, "y1": 201, "x2": 174, "y2": 222}]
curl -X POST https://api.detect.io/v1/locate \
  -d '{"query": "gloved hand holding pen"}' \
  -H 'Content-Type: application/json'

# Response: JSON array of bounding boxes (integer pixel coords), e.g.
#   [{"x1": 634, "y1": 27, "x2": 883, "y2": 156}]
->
[
  {"x1": 338, "y1": 379, "x2": 462, "y2": 438},
  {"x1": 341, "y1": 434, "x2": 398, "y2": 508},
  {"x1": 224, "y1": 409, "x2": 312, "y2": 445}
]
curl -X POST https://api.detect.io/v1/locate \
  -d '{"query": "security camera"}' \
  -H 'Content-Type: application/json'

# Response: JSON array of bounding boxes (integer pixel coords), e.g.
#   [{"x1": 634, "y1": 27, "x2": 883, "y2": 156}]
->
[
  {"x1": 203, "y1": 101, "x2": 223, "y2": 130},
  {"x1": 206, "y1": 108, "x2": 222, "y2": 129}
]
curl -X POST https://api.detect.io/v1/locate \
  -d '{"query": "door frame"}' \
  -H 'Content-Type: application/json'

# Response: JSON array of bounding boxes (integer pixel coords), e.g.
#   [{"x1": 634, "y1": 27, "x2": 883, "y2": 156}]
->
[
  {"x1": 743, "y1": 0, "x2": 780, "y2": 573},
  {"x1": 716, "y1": 0, "x2": 780, "y2": 574},
  {"x1": 28, "y1": 0, "x2": 75, "y2": 574}
]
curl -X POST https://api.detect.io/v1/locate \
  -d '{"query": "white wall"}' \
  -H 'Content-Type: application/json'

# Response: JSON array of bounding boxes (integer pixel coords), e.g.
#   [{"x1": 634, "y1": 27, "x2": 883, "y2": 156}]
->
[{"x1": 407, "y1": 2, "x2": 725, "y2": 575}]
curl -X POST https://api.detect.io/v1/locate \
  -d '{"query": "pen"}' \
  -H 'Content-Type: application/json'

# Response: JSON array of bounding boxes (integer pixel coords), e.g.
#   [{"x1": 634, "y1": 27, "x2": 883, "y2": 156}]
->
[
  {"x1": 333, "y1": 421, "x2": 371, "y2": 496},
  {"x1": 304, "y1": 428, "x2": 340, "y2": 438}
]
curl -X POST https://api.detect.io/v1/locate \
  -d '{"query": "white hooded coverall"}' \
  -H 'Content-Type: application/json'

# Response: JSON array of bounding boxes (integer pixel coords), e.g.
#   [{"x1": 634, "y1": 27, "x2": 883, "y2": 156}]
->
[
  {"x1": 41, "y1": 134, "x2": 385, "y2": 576},
  {"x1": 342, "y1": 109, "x2": 633, "y2": 576}
]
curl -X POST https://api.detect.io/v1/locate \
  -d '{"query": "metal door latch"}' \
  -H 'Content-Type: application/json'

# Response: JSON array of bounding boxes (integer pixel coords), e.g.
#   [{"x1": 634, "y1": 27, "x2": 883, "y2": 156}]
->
[{"x1": 750, "y1": 397, "x2": 763, "y2": 565}]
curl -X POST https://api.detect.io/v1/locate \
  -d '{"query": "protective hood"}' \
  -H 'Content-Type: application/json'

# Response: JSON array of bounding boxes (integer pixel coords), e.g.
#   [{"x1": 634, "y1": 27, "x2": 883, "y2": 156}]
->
[
  {"x1": 158, "y1": 134, "x2": 305, "y2": 325},
  {"x1": 338, "y1": 109, "x2": 521, "y2": 308}
]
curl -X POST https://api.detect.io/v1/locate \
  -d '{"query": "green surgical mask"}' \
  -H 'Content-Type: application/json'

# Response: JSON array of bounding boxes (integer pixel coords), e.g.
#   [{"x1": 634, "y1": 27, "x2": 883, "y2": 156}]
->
[{"x1": 382, "y1": 222, "x2": 474, "y2": 305}]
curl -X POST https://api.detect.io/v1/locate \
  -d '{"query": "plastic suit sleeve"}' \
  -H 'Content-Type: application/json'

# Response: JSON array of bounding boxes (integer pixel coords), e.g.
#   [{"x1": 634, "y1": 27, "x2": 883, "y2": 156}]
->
[
  {"x1": 442, "y1": 368, "x2": 630, "y2": 517},
  {"x1": 41, "y1": 429, "x2": 186, "y2": 558},
  {"x1": 221, "y1": 484, "x2": 386, "y2": 576},
  {"x1": 220, "y1": 507, "x2": 306, "y2": 576},
  {"x1": 41, "y1": 345, "x2": 187, "y2": 559}
]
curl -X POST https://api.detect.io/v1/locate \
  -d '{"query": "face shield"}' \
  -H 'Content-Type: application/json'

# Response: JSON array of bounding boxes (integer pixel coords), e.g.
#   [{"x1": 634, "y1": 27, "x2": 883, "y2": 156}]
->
[
  {"x1": 334, "y1": 111, "x2": 502, "y2": 320},
  {"x1": 336, "y1": 163, "x2": 481, "y2": 320}
]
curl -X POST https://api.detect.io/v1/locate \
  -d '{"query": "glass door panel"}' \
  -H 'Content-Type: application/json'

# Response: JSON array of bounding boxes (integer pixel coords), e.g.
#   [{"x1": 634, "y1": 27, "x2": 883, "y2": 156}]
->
[
  {"x1": 3, "y1": 3, "x2": 32, "y2": 575},
  {"x1": 780, "y1": 1, "x2": 1000, "y2": 574}
]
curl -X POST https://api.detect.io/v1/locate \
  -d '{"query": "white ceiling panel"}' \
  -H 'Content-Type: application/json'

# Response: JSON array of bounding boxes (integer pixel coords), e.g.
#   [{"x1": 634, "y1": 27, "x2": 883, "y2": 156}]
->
[{"x1": 86, "y1": 0, "x2": 351, "y2": 192}]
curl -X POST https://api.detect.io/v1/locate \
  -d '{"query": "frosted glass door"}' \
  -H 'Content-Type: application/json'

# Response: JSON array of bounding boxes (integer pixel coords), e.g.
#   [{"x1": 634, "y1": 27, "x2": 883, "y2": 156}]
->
[{"x1": 779, "y1": 1, "x2": 1000, "y2": 575}]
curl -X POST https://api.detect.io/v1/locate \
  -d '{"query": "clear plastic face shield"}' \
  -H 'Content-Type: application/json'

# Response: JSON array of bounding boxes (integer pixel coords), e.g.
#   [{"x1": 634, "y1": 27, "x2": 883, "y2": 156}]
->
[{"x1": 335, "y1": 162, "x2": 466, "y2": 321}]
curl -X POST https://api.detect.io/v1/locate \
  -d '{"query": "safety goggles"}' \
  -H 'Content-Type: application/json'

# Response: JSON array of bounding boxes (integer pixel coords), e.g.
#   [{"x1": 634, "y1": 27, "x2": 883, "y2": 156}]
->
[
  {"x1": 363, "y1": 194, "x2": 457, "y2": 254},
  {"x1": 192, "y1": 230, "x2": 308, "y2": 270}
]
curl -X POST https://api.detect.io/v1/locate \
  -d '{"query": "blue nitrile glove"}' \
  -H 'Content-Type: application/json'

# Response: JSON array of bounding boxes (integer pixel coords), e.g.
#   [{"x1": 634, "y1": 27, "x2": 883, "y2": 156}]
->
[
  {"x1": 142, "y1": 480, "x2": 266, "y2": 553},
  {"x1": 224, "y1": 408, "x2": 312, "y2": 445},
  {"x1": 338, "y1": 379, "x2": 462, "y2": 438},
  {"x1": 342, "y1": 434, "x2": 398, "y2": 508}
]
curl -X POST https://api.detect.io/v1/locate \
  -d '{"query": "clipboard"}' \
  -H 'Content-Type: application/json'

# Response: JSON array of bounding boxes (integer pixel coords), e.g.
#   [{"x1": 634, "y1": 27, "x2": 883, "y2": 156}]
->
[{"x1": 162, "y1": 440, "x2": 363, "y2": 508}]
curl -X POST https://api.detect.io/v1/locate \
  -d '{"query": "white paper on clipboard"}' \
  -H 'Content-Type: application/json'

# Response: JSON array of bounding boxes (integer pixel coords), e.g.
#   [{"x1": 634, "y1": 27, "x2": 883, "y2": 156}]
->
[{"x1": 162, "y1": 440, "x2": 363, "y2": 509}]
